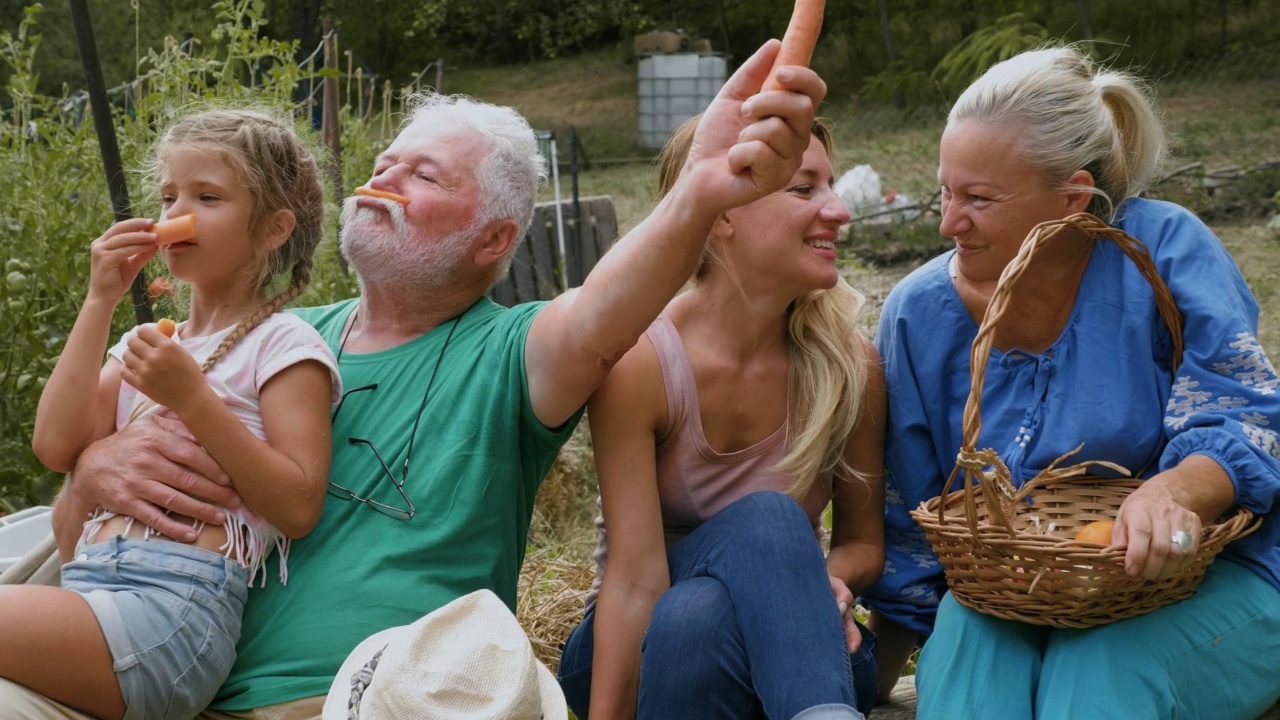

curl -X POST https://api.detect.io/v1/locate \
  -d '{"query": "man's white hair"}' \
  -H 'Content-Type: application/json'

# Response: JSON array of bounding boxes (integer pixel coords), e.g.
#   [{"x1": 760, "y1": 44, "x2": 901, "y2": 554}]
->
[{"x1": 402, "y1": 92, "x2": 547, "y2": 280}]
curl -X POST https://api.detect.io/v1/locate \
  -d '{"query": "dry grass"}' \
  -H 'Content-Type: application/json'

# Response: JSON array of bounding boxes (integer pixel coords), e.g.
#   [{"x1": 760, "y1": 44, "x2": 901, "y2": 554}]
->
[
  {"x1": 516, "y1": 547, "x2": 595, "y2": 673},
  {"x1": 450, "y1": 46, "x2": 644, "y2": 161},
  {"x1": 1160, "y1": 78, "x2": 1280, "y2": 169},
  {"x1": 529, "y1": 424, "x2": 598, "y2": 553},
  {"x1": 521, "y1": 425, "x2": 599, "y2": 672}
]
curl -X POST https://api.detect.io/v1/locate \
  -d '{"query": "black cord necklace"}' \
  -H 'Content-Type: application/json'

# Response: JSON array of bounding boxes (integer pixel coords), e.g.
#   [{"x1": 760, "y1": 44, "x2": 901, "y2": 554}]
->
[
  {"x1": 335, "y1": 305, "x2": 462, "y2": 366},
  {"x1": 334, "y1": 304, "x2": 462, "y2": 489}
]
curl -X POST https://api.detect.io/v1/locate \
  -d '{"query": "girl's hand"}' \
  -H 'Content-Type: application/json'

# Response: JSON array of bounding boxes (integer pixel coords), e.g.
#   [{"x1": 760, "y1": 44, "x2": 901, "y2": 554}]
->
[
  {"x1": 828, "y1": 574, "x2": 862, "y2": 652},
  {"x1": 88, "y1": 218, "x2": 159, "y2": 303},
  {"x1": 1113, "y1": 475, "x2": 1203, "y2": 581},
  {"x1": 121, "y1": 324, "x2": 205, "y2": 413}
]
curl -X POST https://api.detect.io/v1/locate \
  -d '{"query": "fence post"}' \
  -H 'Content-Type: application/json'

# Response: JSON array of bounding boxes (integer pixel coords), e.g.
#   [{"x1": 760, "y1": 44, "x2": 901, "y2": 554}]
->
[
  {"x1": 569, "y1": 128, "x2": 582, "y2": 283},
  {"x1": 435, "y1": 58, "x2": 445, "y2": 93},
  {"x1": 68, "y1": 0, "x2": 152, "y2": 324},
  {"x1": 382, "y1": 80, "x2": 392, "y2": 137},
  {"x1": 346, "y1": 50, "x2": 354, "y2": 110},
  {"x1": 322, "y1": 19, "x2": 346, "y2": 271}
]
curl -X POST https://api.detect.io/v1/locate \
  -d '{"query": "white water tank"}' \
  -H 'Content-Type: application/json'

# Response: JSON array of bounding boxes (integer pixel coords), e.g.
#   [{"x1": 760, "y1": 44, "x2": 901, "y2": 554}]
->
[{"x1": 638, "y1": 53, "x2": 728, "y2": 148}]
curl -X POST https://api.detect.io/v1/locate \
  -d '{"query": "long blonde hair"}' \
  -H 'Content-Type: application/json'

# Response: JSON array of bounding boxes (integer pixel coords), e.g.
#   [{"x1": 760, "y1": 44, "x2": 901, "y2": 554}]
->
[
  {"x1": 145, "y1": 108, "x2": 325, "y2": 374},
  {"x1": 657, "y1": 116, "x2": 871, "y2": 500}
]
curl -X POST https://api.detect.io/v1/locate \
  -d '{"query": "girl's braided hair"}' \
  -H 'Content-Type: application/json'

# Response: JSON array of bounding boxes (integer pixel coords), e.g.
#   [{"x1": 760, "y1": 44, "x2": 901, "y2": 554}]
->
[{"x1": 147, "y1": 108, "x2": 326, "y2": 373}]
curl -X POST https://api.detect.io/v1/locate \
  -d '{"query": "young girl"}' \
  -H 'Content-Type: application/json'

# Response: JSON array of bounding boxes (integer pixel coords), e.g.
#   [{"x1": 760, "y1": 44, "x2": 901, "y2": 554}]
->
[
  {"x1": 2, "y1": 108, "x2": 340, "y2": 720},
  {"x1": 557, "y1": 117, "x2": 886, "y2": 720}
]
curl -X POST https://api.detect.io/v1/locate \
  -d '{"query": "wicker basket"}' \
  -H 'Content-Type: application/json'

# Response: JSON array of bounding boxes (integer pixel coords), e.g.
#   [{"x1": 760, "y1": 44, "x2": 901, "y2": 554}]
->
[{"x1": 909, "y1": 213, "x2": 1260, "y2": 628}]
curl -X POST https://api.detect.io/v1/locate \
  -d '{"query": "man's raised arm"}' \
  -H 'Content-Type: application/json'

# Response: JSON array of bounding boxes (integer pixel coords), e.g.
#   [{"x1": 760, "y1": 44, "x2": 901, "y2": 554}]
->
[{"x1": 525, "y1": 40, "x2": 827, "y2": 427}]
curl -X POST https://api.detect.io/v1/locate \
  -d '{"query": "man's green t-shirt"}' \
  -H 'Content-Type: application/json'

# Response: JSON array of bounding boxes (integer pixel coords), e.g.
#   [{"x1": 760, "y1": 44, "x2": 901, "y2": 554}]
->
[{"x1": 213, "y1": 297, "x2": 582, "y2": 709}]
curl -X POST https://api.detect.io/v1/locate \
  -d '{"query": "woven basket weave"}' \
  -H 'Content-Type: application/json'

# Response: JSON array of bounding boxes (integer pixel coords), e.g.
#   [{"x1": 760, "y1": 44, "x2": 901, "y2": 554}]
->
[{"x1": 910, "y1": 213, "x2": 1260, "y2": 628}]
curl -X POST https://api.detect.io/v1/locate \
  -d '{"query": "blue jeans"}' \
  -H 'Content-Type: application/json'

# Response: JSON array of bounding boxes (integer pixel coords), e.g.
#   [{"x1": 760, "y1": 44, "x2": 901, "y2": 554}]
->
[
  {"x1": 559, "y1": 491, "x2": 877, "y2": 720},
  {"x1": 916, "y1": 559, "x2": 1280, "y2": 720},
  {"x1": 63, "y1": 536, "x2": 248, "y2": 720}
]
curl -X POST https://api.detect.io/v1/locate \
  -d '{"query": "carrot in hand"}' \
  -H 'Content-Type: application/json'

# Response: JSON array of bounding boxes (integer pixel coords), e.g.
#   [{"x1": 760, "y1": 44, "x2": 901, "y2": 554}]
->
[
  {"x1": 354, "y1": 187, "x2": 410, "y2": 205},
  {"x1": 147, "y1": 276, "x2": 174, "y2": 300},
  {"x1": 156, "y1": 318, "x2": 177, "y2": 337},
  {"x1": 762, "y1": 0, "x2": 827, "y2": 92},
  {"x1": 153, "y1": 214, "x2": 197, "y2": 246}
]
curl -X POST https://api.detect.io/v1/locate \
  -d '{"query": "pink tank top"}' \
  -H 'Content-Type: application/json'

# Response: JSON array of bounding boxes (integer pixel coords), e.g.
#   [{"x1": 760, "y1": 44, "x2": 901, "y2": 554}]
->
[{"x1": 585, "y1": 317, "x2": 833, "y2": 609}]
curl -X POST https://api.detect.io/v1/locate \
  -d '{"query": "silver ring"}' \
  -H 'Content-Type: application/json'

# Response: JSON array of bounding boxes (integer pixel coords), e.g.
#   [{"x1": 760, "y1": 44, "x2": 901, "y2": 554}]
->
[{"x1": 1170, "y1": 530, "x2": 1193, "y2": 554}]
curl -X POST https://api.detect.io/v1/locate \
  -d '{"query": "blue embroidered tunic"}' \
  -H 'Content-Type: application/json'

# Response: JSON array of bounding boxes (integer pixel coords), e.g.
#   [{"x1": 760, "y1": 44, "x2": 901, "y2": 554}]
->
[{"x1": 862, "y1": 198, "x2": 1280, "y2": 635}]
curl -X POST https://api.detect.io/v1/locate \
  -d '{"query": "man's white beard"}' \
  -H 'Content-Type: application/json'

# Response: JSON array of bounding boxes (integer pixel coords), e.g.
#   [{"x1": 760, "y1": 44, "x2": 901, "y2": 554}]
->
[{"x1": 339, "y1": 197, "x2": 477, "y2": 291}]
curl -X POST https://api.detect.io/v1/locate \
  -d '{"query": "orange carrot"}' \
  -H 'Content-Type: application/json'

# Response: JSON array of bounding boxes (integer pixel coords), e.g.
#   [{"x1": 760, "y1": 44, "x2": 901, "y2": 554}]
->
[
  {"x1": 156, "y1": 318, "x2": 177, "y2": 337},
  {"x1": 153, "y1": 214, "x2": 197, "y2": 246},
  {"x1": 762, "y1": 0, "x2": 827, "y2": 92},
  {"x1": 147, "y1": 276, "x2": 174, "y2": 300},
  {"x1": 354, "y1": 186, "x2": 410, "y2": 205}
]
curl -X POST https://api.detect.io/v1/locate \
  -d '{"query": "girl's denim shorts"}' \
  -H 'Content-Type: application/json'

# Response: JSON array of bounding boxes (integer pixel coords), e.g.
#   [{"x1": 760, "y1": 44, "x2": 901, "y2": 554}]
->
[{"x1": 62, "y1": 536, "x2": 248, "y2": 720}]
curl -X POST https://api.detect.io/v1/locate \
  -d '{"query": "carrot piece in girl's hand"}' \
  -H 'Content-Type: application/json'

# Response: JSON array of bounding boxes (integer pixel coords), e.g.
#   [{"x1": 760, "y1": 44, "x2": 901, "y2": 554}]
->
[
  {"x1": 153, "y1": 214, "x2": 197, "y2": 246},
  {"x1": 762, "y1": 0, "x2": 827, "y2": 92},
  {"x1": 156, "y1": 318, "x2": 177, "y2": 337},
  {"x1": 354, "y1": 187, "x2": 410, "y2": 205},
  {"x1": 147, "y1": 276, "x2": 174, "y2": 300}
]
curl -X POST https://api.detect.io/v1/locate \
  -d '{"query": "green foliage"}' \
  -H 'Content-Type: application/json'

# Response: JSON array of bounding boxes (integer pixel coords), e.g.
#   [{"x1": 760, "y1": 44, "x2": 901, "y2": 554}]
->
[
  {"x1": 931, "y1": 13, "x2": 1052, "y2": 101},
  {"x1": 0, "y1": 2, "x2": 379, "y2": 510},
  {"x1": 0, "y1": 7, "x2": 112, "y2": 511},
  {"x1": 859, "y1": 67, "x2": 936, "y2": 107}
]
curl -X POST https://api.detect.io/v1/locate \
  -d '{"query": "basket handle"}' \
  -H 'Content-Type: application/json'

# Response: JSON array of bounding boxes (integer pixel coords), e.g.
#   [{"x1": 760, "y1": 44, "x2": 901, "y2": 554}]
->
[{"x1": 941, "y1": 213, "x2": 1185, "y2": 530}]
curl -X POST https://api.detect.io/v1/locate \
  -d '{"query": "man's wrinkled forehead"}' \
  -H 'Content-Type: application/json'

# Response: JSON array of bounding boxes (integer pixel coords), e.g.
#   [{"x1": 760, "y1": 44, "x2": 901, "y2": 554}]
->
[{"x1": 381, "y1": 119, "x2": 489, "y2": 171}]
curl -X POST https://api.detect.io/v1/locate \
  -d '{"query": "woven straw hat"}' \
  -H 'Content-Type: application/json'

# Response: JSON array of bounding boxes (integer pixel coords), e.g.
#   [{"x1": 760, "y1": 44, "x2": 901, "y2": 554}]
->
[{"x1": 322, "y1": 589, "x2": 566, "y2": 720}]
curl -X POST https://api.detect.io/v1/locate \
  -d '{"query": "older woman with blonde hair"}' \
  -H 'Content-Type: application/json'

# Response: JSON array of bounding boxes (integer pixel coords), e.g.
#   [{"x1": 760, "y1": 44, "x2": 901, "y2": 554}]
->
[
  {"x1": 861, "y1": 45, "x2": 1280, "y2": 719},
  {"x1": 556, "y1": 116, "x2": 887, "y2": 720}
]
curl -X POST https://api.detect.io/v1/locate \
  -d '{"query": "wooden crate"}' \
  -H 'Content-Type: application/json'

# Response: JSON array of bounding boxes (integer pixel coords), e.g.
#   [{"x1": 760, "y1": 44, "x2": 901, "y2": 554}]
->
[{"x1": 489, "y1": 196, "x2": 617, "y2": 306}]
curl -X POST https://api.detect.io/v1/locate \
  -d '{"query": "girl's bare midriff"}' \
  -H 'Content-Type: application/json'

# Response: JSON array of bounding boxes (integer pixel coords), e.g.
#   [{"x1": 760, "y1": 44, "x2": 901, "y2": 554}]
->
[{"x1": 97, "y1": 512, "x2": 231, "y2": 554}]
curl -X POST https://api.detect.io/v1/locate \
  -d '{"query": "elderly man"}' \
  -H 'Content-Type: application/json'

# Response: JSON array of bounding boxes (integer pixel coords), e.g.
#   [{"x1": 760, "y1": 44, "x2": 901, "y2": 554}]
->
[{"x1": 0, "y1": 40, "x2": 824, "y2": 718}]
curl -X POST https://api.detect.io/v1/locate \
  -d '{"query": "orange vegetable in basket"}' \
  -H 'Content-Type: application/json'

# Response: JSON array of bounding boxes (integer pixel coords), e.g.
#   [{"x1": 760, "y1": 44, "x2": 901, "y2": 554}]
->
[
  {"x1": 762, "y1": 0, "x2": 827, "y2": 92},
  {"x1": 1074, "y1": 520, "x2": 1115, "y2": 545},
  {"x1": 156, "y1": 318, "x2": 177, "y2": 337},
  {"x1": 153, "y1": 214, "x2": 197, "y2": 246},
  {"x1": 354, "y1": 187, "x2": 410, "y2": 205},
  {"x1": 147, "y1": 276, "x2": 174, "y2": 300}
]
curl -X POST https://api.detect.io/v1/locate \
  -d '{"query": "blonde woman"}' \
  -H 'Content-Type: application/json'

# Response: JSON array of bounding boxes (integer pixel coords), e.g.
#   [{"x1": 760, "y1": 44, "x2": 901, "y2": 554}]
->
[
  {"x1": 557, "y1": 117, "x2": 886, "y2": 720},
  {"x1": 862, "y1": 46, "x2": 1280, "y2": 719}
]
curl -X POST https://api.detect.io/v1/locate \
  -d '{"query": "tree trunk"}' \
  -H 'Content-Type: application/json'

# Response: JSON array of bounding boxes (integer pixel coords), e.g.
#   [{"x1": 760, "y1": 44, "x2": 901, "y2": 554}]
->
[
  {"x1": 717, "y1": 0, "x2": 732, "y2": 58},
  {"x1": 842, "y1": 0, "x2": 868, "y2": 85},
  {"x1": 1076, "y1": 0, "x2": 1093, "y2": 40},
  {"x1": 1220, "y1": 0, "x2": 1229, "y2": 52},
  {"x1": 877, "y1": 0, "x2": 896, "y2": 66}
]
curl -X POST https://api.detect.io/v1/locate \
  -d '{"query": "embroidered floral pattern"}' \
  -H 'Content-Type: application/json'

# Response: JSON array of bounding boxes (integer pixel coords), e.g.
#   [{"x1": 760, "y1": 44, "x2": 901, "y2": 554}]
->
[
  {"x1": 884, "y1": 481, "x2": 905, "y2": 507},
  {"x1": 1165, "y1": 376, "x2": 1249, "y2": 431},
  {"x1": 1212, "y1": 333, "x2": 1280, "y2": 395},
  {"x1": 1240, "y1": 411, "x2": 1280, "y2": 460},
  {"x1": 1166, "y1": 332, "x2": 1280, "y2": 457}
]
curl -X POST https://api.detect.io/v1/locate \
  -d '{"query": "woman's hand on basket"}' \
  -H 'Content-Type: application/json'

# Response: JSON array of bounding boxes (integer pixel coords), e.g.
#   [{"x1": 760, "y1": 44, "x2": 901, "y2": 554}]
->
[
  {"x1": 1114, "y1": 477, "x2": 1203, "y2": 581},
  {"x1": 828, "y1": 575, "x2": 862, "y2": 652},
  {"x1": 1115, "y1": 456, "x2": 1236, "y2": 580}
]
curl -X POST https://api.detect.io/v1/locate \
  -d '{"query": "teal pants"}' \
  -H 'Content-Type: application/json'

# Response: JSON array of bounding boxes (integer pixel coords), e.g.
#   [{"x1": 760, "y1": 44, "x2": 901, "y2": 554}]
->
[{"x1": 916, "y1": 560, "x2": 1280, "y2": 720}]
